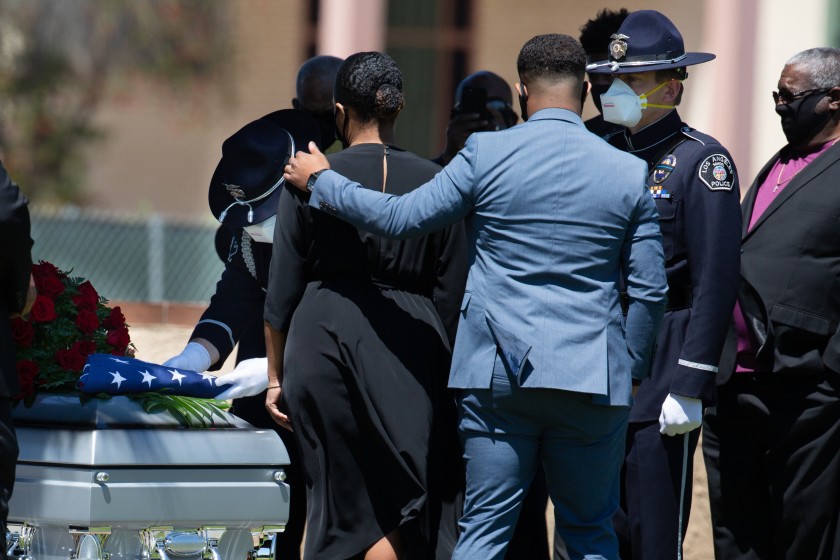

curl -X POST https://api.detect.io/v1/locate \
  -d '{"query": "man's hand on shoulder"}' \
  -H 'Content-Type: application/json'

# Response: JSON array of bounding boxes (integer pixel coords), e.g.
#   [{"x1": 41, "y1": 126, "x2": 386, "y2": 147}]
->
[{"x1": 284, "y1": 141, "x2": 330, "y2": 192}]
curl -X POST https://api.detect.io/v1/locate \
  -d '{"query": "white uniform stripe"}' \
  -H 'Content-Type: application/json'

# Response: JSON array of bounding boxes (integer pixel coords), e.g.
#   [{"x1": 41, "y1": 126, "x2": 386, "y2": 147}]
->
[
  {"x1": 678, "y1": 358, "x2": 718, "y2": 372},
  {"x1": 196, "y1": 319, "x2": 235, "y2": 348}
]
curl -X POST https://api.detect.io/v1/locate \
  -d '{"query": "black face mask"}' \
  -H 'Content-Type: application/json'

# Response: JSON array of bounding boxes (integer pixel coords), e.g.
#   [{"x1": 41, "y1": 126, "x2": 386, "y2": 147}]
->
[
  {"x1": 775, "y1": 89, "x2": 832, "y2": 146},
  {"x1": 518, "y1": 91, "x2": 528, "y2": 122},
  {"x1": 333, "y1": 107, "x2": 349, "y2": 149},
  {"x1": 590, "y1": 83, "x2": 611, "y2": 115}
]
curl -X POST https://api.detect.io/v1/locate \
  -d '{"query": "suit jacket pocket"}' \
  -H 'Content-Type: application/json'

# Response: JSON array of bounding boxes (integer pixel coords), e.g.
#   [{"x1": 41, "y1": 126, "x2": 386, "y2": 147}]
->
[
  {"x1": 770, "y1": 303, "x2": 830, "y2": 375},
  {"x1": 770, "y1": 304, "x2": 830, "y2": 335},
  {"x1": 485, "y1": 314, "x2": 532, "y2": 383}
]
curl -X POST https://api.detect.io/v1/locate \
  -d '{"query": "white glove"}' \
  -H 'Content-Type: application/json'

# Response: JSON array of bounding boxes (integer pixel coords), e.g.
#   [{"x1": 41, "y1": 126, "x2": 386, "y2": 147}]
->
[
  {"x1": 658, "y1": 393, "x2": 703, "y2": 436},
  {"x1": 215, "y1": 357, "x2": 269, "y2": 400},
  {"x1": 162, "y1": 341, "x2": 212, "y2": 373}
]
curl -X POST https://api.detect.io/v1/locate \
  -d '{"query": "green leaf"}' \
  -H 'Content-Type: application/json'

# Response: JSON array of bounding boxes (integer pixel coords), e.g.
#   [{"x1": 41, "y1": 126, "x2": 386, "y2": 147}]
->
[{"x1": 128, "y1": 393, "x2": 230, "y2": 428}]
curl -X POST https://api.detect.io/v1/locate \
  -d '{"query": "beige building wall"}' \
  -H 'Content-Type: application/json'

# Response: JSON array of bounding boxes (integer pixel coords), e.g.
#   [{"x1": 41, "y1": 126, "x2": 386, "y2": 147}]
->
[
  {"x1": 473, "y1": 0, "x2": 831, "y2": 186},
  {"x1": 80, "y1": 0, "x2": 831, "y2": 218},
  {"x1": 750, "y1": 0, "x2": 830, "y2": 180},
  {"x1": 472, "y1": 1, "x2": 705, "y2": 123},
  {"x1": 83, "y1": 1, "x2": 308, "y2": 221}
]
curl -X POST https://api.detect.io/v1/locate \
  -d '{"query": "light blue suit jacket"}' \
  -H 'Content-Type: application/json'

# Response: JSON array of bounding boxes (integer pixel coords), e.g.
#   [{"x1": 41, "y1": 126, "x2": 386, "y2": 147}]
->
[{"x1": 309, "y1": 108, "x2": 667, "y2": 406}]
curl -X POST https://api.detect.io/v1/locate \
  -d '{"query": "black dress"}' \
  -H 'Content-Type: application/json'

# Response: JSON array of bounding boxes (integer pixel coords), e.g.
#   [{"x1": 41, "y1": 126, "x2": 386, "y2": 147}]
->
[{"x1": 264, "y1": 144, "x2": 467, "y2": 560}]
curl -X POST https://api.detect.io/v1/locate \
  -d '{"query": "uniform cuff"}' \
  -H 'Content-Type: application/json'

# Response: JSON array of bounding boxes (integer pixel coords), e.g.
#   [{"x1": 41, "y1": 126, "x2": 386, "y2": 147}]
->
[
  {"x1": 669, "y1": 361, "x2": 717, "y2": 403},
  {"x1": 191, "y1": 320, "x2": 234, "y2": 371}
]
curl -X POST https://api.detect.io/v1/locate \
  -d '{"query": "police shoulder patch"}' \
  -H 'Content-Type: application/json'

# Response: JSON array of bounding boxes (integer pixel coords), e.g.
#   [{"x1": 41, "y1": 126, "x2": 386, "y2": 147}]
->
[{"x1": 698, "y1": 153, "x2": 734, "y2": 191}]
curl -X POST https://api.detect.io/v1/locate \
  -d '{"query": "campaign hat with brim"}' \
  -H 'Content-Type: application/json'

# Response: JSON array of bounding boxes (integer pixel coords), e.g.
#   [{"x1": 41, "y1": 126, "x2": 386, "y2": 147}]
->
[
  {"x1": 209, "y1": 109, "x2": 321, "y2": 228},
  {"x1": 587, "y1": 10, "x2": 715, "y2": 75}
]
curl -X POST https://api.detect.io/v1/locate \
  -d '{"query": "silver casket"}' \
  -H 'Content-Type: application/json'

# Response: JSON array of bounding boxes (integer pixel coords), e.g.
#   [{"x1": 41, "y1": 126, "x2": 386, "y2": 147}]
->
[{"x1": 10, "y1": 394, "x2": 290, "y2": 560}]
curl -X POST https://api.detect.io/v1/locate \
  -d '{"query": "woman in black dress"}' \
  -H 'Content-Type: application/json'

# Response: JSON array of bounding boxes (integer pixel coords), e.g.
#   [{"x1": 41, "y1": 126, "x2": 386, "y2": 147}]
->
[{"x1": 263, "y1": 52, "x2": 466, "y2": 560}]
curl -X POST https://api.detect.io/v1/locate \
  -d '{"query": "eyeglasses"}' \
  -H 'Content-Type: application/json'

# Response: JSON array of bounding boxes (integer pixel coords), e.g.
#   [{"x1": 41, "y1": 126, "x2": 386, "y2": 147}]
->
[{"x1": 772, "y1": 87, "x2": 831, "y2": 105}]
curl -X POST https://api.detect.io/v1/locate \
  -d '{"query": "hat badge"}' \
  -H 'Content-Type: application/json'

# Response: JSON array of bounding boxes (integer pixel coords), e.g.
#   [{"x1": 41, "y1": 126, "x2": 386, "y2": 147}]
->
[
  {"x1": 609, "y1": 33, "x2": 629, "y2": 61},
  {"x1": 224, "y1": 183, "x2": 246, "y2": 201}
]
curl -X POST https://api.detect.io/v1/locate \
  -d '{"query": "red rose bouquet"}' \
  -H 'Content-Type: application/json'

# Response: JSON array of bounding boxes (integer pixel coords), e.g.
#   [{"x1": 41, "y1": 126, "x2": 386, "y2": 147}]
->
[{"x1": 12, "y1": 261, "x2": 135, "y2": 404}]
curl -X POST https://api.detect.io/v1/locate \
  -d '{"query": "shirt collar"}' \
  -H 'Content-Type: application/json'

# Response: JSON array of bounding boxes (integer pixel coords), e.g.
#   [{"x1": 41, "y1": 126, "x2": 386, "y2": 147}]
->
[
  {"x1": 527, "y1": 108, "x2": 585, "y2": 127},
  {"x1": 622, "y1": 110, "x2": 682, "y2": 152}
]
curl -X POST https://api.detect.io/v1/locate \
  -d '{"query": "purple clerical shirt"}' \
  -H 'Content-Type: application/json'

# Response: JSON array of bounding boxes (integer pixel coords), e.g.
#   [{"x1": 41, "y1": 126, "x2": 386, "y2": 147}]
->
[{"x1": 734, "y1": 138, "x2": 839, "y2": 373}]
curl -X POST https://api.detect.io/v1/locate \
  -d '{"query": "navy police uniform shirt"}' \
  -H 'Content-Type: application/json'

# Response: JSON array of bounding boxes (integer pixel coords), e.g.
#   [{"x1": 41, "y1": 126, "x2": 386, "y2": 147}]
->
[
  {"x1": 191, "y1": 227, "x2": 271, "y2": 368},
  {"x1": 609, "y1": 110, "x2": 741, "y2": 422}
]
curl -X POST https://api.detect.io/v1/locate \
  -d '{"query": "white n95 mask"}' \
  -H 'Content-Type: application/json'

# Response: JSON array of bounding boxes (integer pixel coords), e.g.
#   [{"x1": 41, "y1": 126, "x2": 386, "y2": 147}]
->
[
  {"x1": 243, "y1": 215, "x2": 276, "y2": 244},
  {"x1": 600, "y1": 78, "x2": 676, "y2": 128}
]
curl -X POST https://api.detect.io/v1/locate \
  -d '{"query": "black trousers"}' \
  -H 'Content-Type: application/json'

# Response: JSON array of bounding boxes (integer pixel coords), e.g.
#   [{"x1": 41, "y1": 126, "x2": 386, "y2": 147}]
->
[
  {"x1": 0, "y1": 398, "x2": 18, "y2": 560},
  {"x1": 702, "y1": 372, "x2": 840, "y2": 559},
  {"x1": 614, "y1": 420, "x2": 699, "y2": 560}
]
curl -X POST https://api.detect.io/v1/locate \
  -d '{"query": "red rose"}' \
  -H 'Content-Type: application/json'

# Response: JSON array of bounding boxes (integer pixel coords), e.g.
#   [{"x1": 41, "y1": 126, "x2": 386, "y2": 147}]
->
[
  {"x1": 11, "y1": 317, "x2": 34, "y2": 348},
  {"x1": 16, "y1": 360, "x2": 39, "y2": 397},
  {"x1": 30, "y1": 295, "x2": 57, "y2": 323},
  {"x1": 72, "y1": 340, "x2": 98, "y2": 356},
  {"x1": 72, "y1": 281, "x2": 100, "y2": 310},
  {"x1": 32, "y1": 261, "x2": 61, "y2": 279},
  {"x1": 75, "y1": 309, "x2": 100, "y2": 335},
  {"x1": 34, "y1": 274, "x2": 65, "y2": 299},
  {"x1": 103, "y1": 306, "x2": 126, "y2": 330},
  {"x1": 106, "y1": 326, "x2": 131, "y2": 354},
  {"x1": 55, "y1": 349, "x2": 87, "y2": 372}
]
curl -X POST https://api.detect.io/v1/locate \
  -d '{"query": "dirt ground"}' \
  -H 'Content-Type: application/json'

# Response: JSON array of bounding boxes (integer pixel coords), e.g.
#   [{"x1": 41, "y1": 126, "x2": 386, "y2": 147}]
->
[{"x1": 130, "y1": 323, "x2": 715, "y2": 559}]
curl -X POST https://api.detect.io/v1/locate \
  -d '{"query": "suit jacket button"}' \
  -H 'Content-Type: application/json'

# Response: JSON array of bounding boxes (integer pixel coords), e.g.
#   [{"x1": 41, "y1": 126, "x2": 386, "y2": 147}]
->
[{"x1": 319, "y1": 201, "x2": 327, "y2": 209}]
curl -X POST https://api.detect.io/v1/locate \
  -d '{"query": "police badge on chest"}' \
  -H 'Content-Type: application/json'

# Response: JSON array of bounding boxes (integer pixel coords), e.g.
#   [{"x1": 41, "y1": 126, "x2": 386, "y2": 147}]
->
[{"x1": 650, "y1": 154, "x2": 676, "y2": 199}]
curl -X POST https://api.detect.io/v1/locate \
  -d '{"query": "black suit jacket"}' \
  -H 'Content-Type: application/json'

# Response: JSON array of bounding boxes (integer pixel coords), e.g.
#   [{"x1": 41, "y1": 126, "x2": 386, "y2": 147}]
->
[
  {"x1": 0, "y1": 161, "x2": 33, "y2": 398},
  {"x1": 719, "y1": 141, "x2": 840, "y2": 384}
]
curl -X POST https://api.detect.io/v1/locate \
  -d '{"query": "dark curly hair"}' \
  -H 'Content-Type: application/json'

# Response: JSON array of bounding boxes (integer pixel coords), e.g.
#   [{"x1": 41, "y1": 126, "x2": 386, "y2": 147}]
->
[
  {"x1": 516, "y1": 34, "x2": 586, "y2": 85},
  {"x1": 578, "y1": 8, "x2": 629, "y2": 57},
  {"x1": 334, "y1": 52, "x2": 405, "y2": 122}
]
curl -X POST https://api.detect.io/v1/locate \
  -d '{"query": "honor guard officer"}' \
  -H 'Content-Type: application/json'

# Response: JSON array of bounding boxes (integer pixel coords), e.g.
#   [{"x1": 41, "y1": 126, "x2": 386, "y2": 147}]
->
[
  {"x1": 588, "y1": 10, "x2": 742, "y2": 560},
  {"x1": 163, "y1": 106, "x2": 334, "y2": 560},
  {"x1": 164, "y1": 56, "x2": 341, "y2": 560}
]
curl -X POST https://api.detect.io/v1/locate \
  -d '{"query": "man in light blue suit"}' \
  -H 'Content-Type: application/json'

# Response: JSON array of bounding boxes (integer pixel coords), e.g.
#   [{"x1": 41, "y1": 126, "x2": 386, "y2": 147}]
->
[{"x1": 283, "y1": 35, "x2": 667, "y2": 560}]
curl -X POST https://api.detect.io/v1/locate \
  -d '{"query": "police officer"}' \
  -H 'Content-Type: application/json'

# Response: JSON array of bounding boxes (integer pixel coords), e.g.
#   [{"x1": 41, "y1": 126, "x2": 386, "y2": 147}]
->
[
  {"x1": 587, "y1": 10, "x2": 741, "y2": 559},
  {"x1": 163, "y1": 56, "x2": 341, "y2": 560}
]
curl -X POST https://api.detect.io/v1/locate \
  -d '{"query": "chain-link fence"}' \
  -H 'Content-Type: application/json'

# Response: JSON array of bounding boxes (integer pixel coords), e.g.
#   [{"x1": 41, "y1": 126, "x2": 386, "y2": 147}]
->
[{"x1": 30, "y1": 207, "x2": 224, "y2": 303}]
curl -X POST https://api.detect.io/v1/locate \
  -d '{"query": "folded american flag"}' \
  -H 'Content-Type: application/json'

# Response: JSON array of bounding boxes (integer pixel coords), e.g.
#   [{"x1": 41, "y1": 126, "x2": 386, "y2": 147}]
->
[{"x1": 78, "y1": 353, "x2": 224, "y2": 398}]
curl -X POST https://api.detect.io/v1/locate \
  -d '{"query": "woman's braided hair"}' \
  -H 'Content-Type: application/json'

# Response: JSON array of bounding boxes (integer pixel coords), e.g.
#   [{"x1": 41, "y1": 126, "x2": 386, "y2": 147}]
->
[{"x1": 334, "y1": 51, "x2": 404, "y2": 122}]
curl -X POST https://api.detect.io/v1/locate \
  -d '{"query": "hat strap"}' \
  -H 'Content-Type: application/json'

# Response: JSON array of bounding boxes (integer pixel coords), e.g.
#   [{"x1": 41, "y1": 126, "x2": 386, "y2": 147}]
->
[{"x1": 218, "y1": 130, "x2": 295, "y2": 224}]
